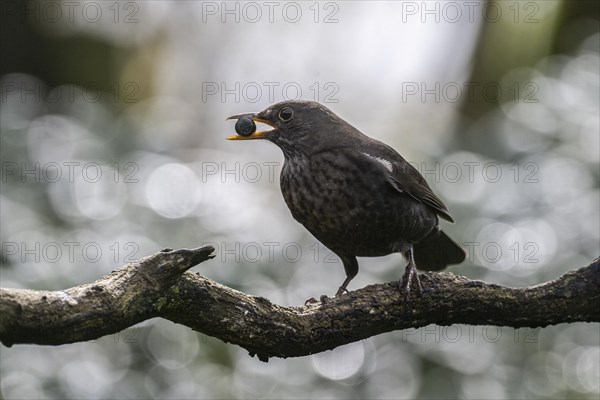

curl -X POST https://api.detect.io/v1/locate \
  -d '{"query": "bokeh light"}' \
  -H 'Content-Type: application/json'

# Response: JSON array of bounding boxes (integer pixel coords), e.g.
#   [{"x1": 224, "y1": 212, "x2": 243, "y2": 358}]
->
[{"x1": 1, "y1": 1, "x2": 598, "y2": 399}]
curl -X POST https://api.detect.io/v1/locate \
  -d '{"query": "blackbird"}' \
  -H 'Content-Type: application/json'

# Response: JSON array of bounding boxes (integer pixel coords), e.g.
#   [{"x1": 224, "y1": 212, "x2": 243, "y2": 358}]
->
[{"x1": 227, "y1": 100, "x2": 465, "y2": 297}]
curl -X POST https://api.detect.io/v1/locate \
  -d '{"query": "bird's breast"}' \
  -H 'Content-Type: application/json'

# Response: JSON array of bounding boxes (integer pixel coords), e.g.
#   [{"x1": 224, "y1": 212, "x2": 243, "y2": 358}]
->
[
  {"x1": 280, "y1": 154, "x2": 362, "y2": 227},
  {"x1": 279, "y1": 151, "x2": 438, "y2": 255}
]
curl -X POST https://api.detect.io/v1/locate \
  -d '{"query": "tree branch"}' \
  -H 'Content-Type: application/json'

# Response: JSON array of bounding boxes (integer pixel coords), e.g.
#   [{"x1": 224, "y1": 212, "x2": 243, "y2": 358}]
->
[{"x1": 1, "y1": 246, "x2": 598, "y2": 362}]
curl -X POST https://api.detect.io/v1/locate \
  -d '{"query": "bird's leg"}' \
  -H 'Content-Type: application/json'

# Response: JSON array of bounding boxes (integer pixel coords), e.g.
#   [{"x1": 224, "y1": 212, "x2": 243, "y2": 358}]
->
[
  {"x1": 336, "y1": 255, "x2": 359, "y2": 297},
  {"x1": 304, "y1": 254, "x2": 358, "y2": 304},
  {"x1": 336, "y1": 277, "x2": 352, "y2": 297},
  {"x1": 400, "y1": 247, "x2": 423, "y2": 297}
]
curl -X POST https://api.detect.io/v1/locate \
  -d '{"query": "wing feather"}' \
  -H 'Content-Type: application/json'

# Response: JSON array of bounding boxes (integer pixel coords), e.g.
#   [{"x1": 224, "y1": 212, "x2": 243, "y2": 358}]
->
[{"x1": 361, "y1": 146, "x2": 454, "y2": 223}]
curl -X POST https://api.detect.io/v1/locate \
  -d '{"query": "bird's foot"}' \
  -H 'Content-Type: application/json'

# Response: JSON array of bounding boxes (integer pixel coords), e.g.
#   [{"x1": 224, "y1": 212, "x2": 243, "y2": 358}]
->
[
  {"x1": 304, "y1": 297, "x2": 319, "y2": 305},
  {"x1": 304, "y1": 285, "x2": 349, "y2": 305},
  {"x1": 304, "y1": 294, "x2": 333, "y2": 305},
  {"x1": 399, "y1": 262, "x2": 423, "y2": 299}
]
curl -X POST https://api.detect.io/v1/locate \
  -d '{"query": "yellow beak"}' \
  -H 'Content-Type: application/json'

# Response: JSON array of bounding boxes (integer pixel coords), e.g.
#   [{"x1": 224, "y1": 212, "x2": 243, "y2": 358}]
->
[{"x1": 226, "y1": 114, "x2": 276, "y2": 140}]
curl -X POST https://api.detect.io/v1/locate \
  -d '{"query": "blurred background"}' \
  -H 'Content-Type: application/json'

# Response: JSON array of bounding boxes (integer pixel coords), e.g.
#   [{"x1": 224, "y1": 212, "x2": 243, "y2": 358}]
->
[{"x1": 1, "y1": 0, "x2": 599, "y2": 399}]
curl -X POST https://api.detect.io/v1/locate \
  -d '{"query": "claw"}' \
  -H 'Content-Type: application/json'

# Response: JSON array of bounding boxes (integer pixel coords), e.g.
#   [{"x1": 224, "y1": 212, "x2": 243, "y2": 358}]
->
[
  {"x1": 335, "y1": 286, "x2": 349, "y2": 297},
  {"x1": 400, "y1": 262, "x2": 423, "y2": 299},
  {"x1": 304, "y1": 297, "x2": 319, "y2": 305},
  {"x1": 400, "y1": 247, "x2": 423, "y2": 300},
  {"x1": 304, "y1": 294, "x2": 332, "y2": 305}
]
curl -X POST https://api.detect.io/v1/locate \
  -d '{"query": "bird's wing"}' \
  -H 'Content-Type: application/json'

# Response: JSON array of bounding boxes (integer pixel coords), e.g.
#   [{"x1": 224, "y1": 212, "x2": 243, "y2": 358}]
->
[{"x1": 360, "y1": 144, "x2": 454, "y2": 223}]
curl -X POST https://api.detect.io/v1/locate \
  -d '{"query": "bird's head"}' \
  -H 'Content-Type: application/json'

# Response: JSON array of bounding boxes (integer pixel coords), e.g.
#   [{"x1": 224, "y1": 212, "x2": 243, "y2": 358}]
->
[{"x1": 227, "y1": 100, "x2": 350, "y2": 157}]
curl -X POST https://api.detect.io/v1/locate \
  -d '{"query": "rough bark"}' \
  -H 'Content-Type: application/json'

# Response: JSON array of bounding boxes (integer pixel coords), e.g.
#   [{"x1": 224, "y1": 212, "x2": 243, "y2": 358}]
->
[{"x1": 1, "y1": 246, "x2": 598, "y2": 362}]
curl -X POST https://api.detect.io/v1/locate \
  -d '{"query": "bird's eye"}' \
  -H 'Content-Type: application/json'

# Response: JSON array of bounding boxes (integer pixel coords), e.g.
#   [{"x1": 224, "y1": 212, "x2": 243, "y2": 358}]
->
[{"x1": 278, "y1": 107, "x2": 294, "y2": 121}]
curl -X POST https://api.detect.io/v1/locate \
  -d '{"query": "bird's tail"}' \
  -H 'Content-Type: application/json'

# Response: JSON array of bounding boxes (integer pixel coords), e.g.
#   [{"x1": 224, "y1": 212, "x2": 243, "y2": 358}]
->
[{"x1": 413, "y1": 229, "x2": 466, "y2": 271}]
